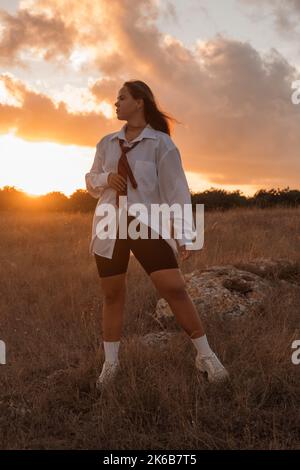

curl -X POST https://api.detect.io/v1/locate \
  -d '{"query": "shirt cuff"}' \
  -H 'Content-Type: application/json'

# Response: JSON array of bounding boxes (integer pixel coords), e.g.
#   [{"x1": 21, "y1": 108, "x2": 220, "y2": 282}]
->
[
  {"x1": 86, "y1": 172, "x2": 110, "y2": 189},
  {"x1": 85, "y1": 172, "x2": 111, "y2": 198},
  {"x1": 176, "y1": 236, "x2": 196, "y2": 248}
]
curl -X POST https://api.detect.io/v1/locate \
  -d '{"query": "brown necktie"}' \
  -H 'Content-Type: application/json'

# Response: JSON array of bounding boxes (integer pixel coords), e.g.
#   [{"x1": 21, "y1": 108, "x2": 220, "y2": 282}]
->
[{"x1": 116, "y1": 138, "x2": 140, "y2": 207}]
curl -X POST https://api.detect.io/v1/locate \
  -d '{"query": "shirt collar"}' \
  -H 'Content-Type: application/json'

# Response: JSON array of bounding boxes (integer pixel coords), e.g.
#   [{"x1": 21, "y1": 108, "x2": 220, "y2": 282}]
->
[{"x1": 108, "y1": 123, "x2": 157, "y2": 142}]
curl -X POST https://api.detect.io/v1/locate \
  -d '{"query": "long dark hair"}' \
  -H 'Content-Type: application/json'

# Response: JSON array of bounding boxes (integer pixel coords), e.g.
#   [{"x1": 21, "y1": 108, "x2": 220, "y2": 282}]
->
[{"x1": 123, "y1": 80, "x2": 182, "y2": 136}]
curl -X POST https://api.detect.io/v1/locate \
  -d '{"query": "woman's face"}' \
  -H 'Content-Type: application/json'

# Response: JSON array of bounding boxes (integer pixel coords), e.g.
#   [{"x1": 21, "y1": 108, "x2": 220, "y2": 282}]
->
[{"x1": 114, "y1": 86, "x2": 143, "y2": 120}]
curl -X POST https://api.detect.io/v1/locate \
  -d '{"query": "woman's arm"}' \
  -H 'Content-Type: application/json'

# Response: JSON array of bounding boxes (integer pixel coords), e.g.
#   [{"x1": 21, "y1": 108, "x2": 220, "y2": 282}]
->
[
  {"x1": 157, "y1": 145, "x2": 196, "y2": 248},
  {"x1": 85, "y1": 138, "x2": 111, "y2": 199}
]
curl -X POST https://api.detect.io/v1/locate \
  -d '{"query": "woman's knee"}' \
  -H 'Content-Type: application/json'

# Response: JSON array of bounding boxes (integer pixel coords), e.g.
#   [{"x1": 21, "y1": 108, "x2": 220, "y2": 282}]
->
[
  {"x1": 150, "y1": 269, "x2": 187, "y2": 301},
  {"x1": 163, "y1": 285, "x2": 188, "y2": 301},
  {"x1": 100, "y1": 273, "x2": 127, "y2": 304},
  {"x1": 156, "y1": 278, "x2": 188, "y2": 301}
]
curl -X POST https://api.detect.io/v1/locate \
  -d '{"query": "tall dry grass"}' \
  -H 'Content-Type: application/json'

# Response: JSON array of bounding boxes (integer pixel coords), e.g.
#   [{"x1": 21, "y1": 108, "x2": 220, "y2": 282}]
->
[{"x1": 0, "y1": 206, "x2": 299, "y2": 449}]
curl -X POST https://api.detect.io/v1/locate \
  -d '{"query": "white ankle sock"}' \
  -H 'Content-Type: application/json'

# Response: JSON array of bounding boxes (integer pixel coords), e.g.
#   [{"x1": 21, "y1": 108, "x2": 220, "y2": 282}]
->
[
  {"x1": 191, "y1": 334, "x2": 213, "y2": 357},
  {"x1": 103, "y1": 341, "x2": 120, "y2": 364}
]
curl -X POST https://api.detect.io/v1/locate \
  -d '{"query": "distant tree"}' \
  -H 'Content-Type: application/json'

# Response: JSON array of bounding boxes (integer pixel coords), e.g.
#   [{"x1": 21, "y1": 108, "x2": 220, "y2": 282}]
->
[
  {"x1": 0, "y1": 186, "x2": 28, "y2": 210},
  {"x1": 191, "y1": 187, "x2": 248, "y2": 211},
  {"x1": 251, "y1": 188, "x2": 277, "y2": 207},
  {"x1": 250, "y1": 187, "x2": 300, "y2": 208},
  {"x1": 38, "y1": 191, "x2": 69, "y2": 212},
  {"x1": 0, "y1": 185, "x2": 299, "y2": 212},
  {"x1": 277, "y1": 187, "x2": 300, "y2": 207},
  {"x1": 69, "y1": 189, "x2": 97, "y2": 212}
]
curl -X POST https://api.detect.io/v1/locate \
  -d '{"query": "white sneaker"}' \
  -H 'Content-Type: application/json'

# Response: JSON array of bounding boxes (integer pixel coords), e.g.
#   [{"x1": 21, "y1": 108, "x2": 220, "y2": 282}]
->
[
  {"x1": 96, "y1": 360, "x2": 120, "y2": 390},
  {"x1": 195, "y1": 352, "x2": 229, "y2": 383}
]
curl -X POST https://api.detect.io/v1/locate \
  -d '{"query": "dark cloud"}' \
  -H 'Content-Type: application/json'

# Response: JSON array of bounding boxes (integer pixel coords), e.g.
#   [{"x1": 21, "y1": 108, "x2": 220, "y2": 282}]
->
[
  {"x1": 240, "y1": 0, "x2": 300, "y2": 36},
  {"x1": 159, "y1": 1, "x2": 178, "y2": 24}
]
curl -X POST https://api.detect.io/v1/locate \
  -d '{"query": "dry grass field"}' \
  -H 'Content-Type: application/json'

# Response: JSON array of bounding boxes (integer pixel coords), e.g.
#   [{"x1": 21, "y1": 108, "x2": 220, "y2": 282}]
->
[{"x1": 0, "y1": 206, "x2": 299, "y2": 450}]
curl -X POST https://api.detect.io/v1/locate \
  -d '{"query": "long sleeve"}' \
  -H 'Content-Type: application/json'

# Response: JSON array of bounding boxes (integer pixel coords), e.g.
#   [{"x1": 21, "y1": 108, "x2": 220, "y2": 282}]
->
[
  {"x1": 158, "y1": 145, "x2": 196, "y2": 247},
  {"x1": 85, "y1": 139, "x2": 111, "y2": 199}
]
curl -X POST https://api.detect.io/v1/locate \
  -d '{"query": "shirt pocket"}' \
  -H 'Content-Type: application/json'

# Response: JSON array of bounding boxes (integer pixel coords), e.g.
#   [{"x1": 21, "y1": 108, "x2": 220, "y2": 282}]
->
[{"x1": 133, "y1": 160, "x2": 157, "y2": 192}]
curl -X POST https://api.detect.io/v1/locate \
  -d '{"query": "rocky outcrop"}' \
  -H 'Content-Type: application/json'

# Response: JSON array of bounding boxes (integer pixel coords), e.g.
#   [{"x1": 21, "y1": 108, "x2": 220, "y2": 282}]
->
[
  {"x1": 140, "y1": 331, "x2": 179, "y2": 348},
  {"x1": 152, "y1": 258, "x2": 300, "y2": 322}
]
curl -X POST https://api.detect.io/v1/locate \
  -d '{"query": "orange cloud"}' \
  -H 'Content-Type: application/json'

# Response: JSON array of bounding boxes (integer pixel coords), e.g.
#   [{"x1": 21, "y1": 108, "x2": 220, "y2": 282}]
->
[
  {"x1": 0, "y1": 75, "x2": 113, "y2": 146},
  {"x1": 90, "y1": 77, "x2": 121, "y2": 103},
  {"x1": 0, "y1": 7, "x2": 77, "y2": 66},
  {"x1": 1, "y1": 0, "x2": 300, "y2": 188}
]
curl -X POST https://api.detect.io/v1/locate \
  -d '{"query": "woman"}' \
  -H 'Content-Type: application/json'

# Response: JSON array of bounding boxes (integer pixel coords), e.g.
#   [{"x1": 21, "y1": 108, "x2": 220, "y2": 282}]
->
[{"x1": 85, "y1": 80, "x2": 229, "y2": 390}]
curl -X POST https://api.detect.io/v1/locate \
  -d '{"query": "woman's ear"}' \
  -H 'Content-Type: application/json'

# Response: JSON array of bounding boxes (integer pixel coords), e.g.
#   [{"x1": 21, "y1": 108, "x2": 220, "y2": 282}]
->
[{"x1": 136, "y1": 98, "x2": 144, "y2": 110}]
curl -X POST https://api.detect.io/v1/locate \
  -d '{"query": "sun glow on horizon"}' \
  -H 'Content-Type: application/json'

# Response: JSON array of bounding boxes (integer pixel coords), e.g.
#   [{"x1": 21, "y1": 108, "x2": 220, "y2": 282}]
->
[
  {"x1": 0, "y1": 133, "x2": 259, "y2": 198},
  {"x1": 0, "y1": 133, "x2": 94, "y2": 197},
  {"x1": 185, "y1": 171, "x2": 257, "y2": 197}
]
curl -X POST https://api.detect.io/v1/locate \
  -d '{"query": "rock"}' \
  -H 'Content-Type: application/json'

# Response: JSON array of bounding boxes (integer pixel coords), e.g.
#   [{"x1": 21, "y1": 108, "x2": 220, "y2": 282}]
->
[
  {"x1": 153, "y1": 258, "x2": 300, "y2": 322},
  {"x1": 139, "y1": 331, "x2": 179, "y2": 348},
  {"x1": 234, "y1": 258, "x2": 300, "y2": 285}
]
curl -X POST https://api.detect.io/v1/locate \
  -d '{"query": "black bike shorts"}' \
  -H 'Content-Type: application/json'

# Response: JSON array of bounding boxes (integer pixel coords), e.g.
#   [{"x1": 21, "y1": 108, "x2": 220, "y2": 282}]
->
[{"x1": 94, "y1": 214, "x2": 179, "y2": 278}]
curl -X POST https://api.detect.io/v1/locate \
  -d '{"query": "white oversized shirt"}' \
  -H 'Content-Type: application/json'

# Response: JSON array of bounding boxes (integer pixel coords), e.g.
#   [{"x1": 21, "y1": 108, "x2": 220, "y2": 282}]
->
[{"x1": 85, "y1": 123, "x2": 196, "y2": 259}]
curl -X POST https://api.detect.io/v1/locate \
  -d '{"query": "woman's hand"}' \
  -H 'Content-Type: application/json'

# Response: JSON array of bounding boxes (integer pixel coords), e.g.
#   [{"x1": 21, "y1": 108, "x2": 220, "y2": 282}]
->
[
  {"x1": 107, "y1": 172, "x2": 127, "y2": 192},
  {"x1": 178, "y1": 245, "x2": 193, "y2": 261}
]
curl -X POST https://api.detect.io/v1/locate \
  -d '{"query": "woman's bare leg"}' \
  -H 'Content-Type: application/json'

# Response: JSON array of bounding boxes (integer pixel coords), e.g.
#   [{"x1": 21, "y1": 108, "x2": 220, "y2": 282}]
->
[
  {"x1": 100, "y1": 273, "x2": 127, "y2": 341},
  {"x1": 149, "y1": 268, "x2": 205, "y2": 338}
]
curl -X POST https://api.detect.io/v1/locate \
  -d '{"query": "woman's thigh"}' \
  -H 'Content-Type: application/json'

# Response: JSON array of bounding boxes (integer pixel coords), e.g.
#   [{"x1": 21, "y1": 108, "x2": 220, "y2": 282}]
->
[
  {"x1": 128, "y1": 221, "x2": 179, "y2": 276},
  {"x1": 94, "y1": 236, "x2": 130, "y2": 278}
]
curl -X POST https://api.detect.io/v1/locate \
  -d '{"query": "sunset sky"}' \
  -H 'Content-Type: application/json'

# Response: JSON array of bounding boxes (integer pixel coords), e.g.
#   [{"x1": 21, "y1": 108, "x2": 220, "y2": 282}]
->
[{"x1": 0, "y1": 0, "x2": 300, "y2": 197}]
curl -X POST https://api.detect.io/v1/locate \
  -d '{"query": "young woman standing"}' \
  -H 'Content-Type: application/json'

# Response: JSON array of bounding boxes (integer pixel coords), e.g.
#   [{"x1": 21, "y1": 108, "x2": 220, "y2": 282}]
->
[{"x1": 85, "y1": 80, "x2": 229, "y2": 390}]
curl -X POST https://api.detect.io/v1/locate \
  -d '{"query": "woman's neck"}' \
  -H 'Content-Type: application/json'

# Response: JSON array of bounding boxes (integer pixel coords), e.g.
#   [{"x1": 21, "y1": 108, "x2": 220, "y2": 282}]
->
[{"x1": 126, "y1": 122, "x2": 147, "y2": 132}]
